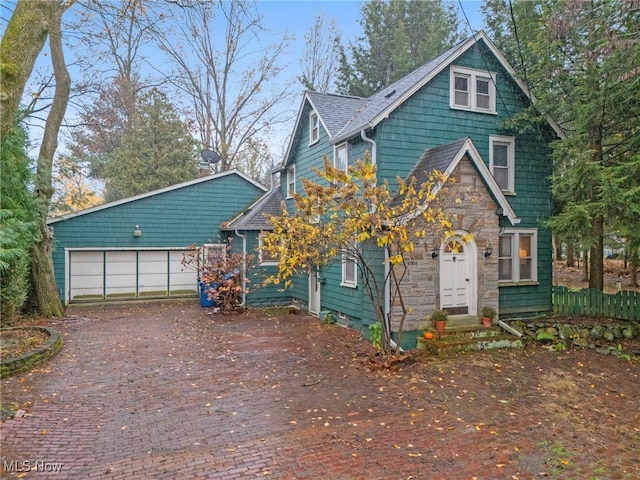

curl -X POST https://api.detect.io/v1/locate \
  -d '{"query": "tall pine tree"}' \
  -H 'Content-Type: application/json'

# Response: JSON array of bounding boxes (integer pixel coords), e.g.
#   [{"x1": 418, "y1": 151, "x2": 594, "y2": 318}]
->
[
  {"x1": 484, "y1": 0, "x2": 640, "y2": 290},
  {"x1": 101, "y1": 88, "x2": 198, "y2": 202},
  {"x1": 336, "y1": 0, "x2": 460, "y2": 97}
]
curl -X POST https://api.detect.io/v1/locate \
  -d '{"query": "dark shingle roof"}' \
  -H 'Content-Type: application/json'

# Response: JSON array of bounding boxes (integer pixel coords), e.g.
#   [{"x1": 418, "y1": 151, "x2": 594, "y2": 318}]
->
[
  {"x1": 333, "y1": 37, "x2": 473, "y2": 142},
  {"x1": 407, "y1": 138, "x2": 469, "y2": 186},
  {"x1": 389, "y1": 138, "x2": 469, "y2": 207},
  {"x1": 306, "y1": 91, "x2": 366, "y2": 138},
  {"x1": 222, "y1": 188, "x2": 285, "y2": 231}
]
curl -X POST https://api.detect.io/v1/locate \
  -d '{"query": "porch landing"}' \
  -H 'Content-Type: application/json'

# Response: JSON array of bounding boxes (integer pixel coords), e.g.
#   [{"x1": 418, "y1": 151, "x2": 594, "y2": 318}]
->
[{"x1": 417, "y1": 320, "x2": 523, "y2": 355}]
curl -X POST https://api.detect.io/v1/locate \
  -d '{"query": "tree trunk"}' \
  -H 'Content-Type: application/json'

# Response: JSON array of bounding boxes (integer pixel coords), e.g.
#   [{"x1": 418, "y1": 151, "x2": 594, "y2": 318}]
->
[
  {"x1": 566, "y1": 242, "x2": 575, "y2": 267},
  {"x1": 30, "y1": 221, "x2": 63, "y2": 317},
  {"x1": 588, "y1": 215, "x2": 604, "y2": 290},
  {"x1": 630, "y1": 241, "x2": 639, "y2": 288},
  {"x1": 582, "y1": 249, "x2": 589, "y2": 282},
  {"x1": 29, "y1": 3, "x2": 70, "y2": 317},
  {"x1": 553, "y1": 234, "x2": 562, "y2": 261},
  {"x1": 0, "y1": 0, "x2": 59, "y2": 140}
]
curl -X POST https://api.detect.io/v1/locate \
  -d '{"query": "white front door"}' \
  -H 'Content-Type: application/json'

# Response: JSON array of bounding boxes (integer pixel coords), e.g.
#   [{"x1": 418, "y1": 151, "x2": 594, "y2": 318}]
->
[
  {"x1": 440, "y1": 237, "x2": 476, "y2": 315},
  {"x1": 309, "y1": 267, "x2": 321, "y2": 315}
]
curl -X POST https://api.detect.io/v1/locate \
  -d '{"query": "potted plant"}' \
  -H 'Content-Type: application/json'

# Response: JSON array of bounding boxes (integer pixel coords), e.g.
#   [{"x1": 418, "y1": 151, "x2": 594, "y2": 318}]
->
[
  {"x1": 432, "y1": 309, "x2": 448, "y2": 333},
  {"x1": 481, "y1": 306, "x2": 497, "y2": 327}
]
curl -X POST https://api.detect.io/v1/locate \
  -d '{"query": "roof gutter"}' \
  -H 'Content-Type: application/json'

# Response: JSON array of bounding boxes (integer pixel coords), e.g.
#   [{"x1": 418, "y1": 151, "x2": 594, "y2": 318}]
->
[{"x1": 360, "y1": 129, "x2": 376, "y2": 166}]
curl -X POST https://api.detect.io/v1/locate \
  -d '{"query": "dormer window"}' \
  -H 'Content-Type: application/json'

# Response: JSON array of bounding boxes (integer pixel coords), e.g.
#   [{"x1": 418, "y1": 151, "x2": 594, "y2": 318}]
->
[
  {"x1": 450, "y1": 66, "x2": 496, "y2": 114},
  {"x1": 309, "y1": 111, "x2": 319, "y2": 145}
]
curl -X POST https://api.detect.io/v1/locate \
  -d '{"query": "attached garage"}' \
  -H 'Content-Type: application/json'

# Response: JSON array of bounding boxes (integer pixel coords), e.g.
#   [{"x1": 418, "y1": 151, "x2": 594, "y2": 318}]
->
[
  {"x1": 67, "y1": 248, "x2": 197, "y2": 302},
  {"x1": 48, "y1": 170, "x2": 267, "y2": 305}
]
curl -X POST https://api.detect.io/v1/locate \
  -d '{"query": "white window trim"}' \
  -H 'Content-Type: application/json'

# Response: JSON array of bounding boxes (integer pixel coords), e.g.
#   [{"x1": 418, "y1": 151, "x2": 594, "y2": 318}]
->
[
  {"x1": 202, "y1": 243, "x2": 227, "y2": 271},
  {"x1": 490, "y1": 135, "x2": 516, "y2": 194},
  {"x1": 258, "y1": 232, "x2": 278, "y2": 266},
  {"x1": 309, "y1": 111, "x2": 319, "y2": 145},
  {"x1": 450, "y1": 66, "x2": 497, "y2": 114},
  {"x1": 341, "y1": 251, "x2": 357, "y2": 288},
  {"x1": 498, "y1": 228, "x2": 538, "y2": 284},
  {"x1": 286, "y1": 164, "x2": 296, "y2": 199},
  {"x1": 334, "y1": 143, "x2": 348, "y2": 172}
]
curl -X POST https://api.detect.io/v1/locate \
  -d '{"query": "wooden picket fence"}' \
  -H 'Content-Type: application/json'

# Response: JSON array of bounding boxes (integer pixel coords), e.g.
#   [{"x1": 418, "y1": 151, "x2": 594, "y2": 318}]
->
[{"x1": 553, "y1": 286, "x2": 640, "y2": 322}]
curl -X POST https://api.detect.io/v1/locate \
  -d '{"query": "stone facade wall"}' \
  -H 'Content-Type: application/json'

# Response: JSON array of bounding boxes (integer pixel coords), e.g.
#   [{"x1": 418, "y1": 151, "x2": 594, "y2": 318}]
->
[{"x1": 391, "y1": 156, "x2": 501, "y2": 332}]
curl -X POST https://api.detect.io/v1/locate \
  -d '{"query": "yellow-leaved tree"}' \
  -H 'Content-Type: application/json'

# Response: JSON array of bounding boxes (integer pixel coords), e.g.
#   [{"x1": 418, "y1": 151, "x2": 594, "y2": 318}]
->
[
  {"x1": 50, "y1": 156, "x2": 103, "y2": 217},
  {"x1": 263, "y1": 154, "x2": 467, "y2": 357}
]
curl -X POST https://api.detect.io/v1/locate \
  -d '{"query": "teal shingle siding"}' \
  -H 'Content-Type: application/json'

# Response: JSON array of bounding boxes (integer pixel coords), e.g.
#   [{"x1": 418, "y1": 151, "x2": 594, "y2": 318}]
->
[
  {"x1": 281, "y1": 34, "x2": 557, "y2": 328},
  {"x1": 49, "y1": 173, "x2": 265, "y2": 302},
  {"x1": 242, "y1": 234, "x2": 290, "y2": 307},
  {"x1": 373, "y1": 42, "x2": 554, "y2": 316}
]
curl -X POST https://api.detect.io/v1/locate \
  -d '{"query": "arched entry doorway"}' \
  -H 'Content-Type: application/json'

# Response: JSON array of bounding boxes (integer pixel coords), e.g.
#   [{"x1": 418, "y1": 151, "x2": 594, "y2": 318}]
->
[{"x1": 439, "y1": 234, "x2": 477, "y2": 316}]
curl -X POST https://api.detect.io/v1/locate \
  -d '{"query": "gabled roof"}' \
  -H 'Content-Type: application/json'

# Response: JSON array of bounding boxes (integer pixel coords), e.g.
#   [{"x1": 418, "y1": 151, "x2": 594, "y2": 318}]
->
[
  {"x1": 332, "y1": 39, "x2": 472, "y2": 143},
  {"x1": 333, "y1": 31, "x2": 563, "y2": 143},
  {"x1": 222, "y1": 188, "x2": 286, "y2": 231},
  {"x1": 47, "y1": 170, "x2": 267, "y2": 224},
  {"x1": 282, "y1": 31, "x2": 563, "y2": 162},
  {"x1": 306, "y1": 91, "x2": 366, "y2": 138},
  {"x1": 395, "y1": 137, "x2": 520, "y2": 226}
]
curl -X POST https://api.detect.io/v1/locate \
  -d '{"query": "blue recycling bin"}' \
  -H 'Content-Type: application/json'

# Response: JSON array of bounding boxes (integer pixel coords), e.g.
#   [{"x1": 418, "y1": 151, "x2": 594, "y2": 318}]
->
[{"x1": 199, "y1": 281, "x2": 219, "y2": 307}]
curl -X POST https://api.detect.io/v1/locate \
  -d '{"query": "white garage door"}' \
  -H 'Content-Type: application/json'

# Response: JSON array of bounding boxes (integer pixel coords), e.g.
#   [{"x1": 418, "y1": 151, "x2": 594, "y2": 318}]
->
[{"x1": 68, "y1": 249, "x2": 198, "y2": 303}]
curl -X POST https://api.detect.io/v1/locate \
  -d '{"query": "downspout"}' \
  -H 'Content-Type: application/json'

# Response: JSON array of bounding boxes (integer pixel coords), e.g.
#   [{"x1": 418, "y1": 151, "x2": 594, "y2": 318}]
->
[
  {"x1": 235, "y1": 229, "x2": 247, "y2": 307},
  {"x1": 361, "y1": 129, "x2": 377, "y2": 166}
]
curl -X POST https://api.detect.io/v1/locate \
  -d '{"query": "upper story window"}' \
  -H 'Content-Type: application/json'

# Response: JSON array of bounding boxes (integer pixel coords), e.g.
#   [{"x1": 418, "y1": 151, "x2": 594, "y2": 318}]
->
[
  {"x1": 286, "y1": 165, "x2": 296, "y2": 198},
  {"x1": 309, "y1": 111, "x2": 319, "y2": 145},
  {"x1": 490, "y1": 135, "x2": 515, "y2": 193},
  {"x1": 334, "y1": 143, "x2": 348, "y2": 171},
  {"x1": 498, "y1": 229, "x2": 537, "y2": 283},
  {"x1": 450, "y1": 66, "x2": 496, "y2": 114}
]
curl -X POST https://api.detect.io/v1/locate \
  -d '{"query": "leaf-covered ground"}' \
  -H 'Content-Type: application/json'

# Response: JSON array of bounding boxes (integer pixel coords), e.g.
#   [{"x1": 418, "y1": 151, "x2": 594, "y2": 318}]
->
[
  {"x1": 554, "y1": 258, "x2": 640, "y2": 293},
  {"x1": 1, "y1": 300, "x2": 638, "y2": 479},
  {"x1": 0, "y1": 328, "x2": 49, "y2": 362}
]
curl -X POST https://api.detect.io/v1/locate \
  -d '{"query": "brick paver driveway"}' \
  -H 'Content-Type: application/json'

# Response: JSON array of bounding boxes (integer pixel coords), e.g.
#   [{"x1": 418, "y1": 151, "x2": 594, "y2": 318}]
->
[{"x1": 1, "y1": 300, "x2": 639, "y2": 479}]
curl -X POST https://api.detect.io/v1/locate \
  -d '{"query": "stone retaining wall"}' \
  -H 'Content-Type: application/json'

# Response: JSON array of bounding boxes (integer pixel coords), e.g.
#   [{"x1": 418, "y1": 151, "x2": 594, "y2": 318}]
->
[
  {"x1": 0, "y1": 327, "x2": 63, "y2": 378},
  {"x1": 512, "y1": 320, "x2": 640, "y2": 355}
]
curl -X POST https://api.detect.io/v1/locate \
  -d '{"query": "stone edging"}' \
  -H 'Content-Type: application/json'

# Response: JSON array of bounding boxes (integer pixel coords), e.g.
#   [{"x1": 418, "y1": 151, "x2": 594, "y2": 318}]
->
[
  {"x1": 513, "y1": 320, "x2": 640, "y2": 356},
  {"x1": 0, "y1": 327, "x2": 64, "y2": 378}
]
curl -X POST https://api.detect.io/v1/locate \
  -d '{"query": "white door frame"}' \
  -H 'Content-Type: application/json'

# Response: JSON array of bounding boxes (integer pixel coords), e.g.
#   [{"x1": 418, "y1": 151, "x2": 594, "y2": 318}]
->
[
  {"x1": 439, "y1": 233, "x2": 477, "y2": 316},
  {"x1": 308, "y1": 266, "x2": 321, "y2": 316}
]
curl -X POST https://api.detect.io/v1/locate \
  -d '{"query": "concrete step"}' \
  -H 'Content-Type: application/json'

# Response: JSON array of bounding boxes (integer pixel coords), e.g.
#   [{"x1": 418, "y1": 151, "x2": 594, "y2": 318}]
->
[
  {"x1": 442, "y1": 315, "x2": 484, "y2": 328},
  {"x1": 417, "y1": 326, "x2": 523, "y2": 355}
]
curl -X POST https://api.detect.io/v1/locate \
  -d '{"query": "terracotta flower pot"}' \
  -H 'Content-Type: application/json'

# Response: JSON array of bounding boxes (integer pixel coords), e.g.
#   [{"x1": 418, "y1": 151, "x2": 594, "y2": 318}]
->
[
  {"x1": 434, "y1": 320, "x2": 447, "y2": 332},
  {"x1": 482, "y1": 316, "x2": 492, "y2": 327}
]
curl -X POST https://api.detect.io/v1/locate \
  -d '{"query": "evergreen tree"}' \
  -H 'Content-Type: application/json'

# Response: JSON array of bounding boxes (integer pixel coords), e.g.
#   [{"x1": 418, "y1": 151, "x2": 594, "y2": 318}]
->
[
  {"x1": 102, "y1": 88, "x2": 198, "y2": 202},
  {"x1": 485, "y1": 0, "x2": 640, "y2": 290},
  {"x1": 0, "y1": 120, "x2": 38, "y2": 323},
  {"x1": 336, "y1": 0, "x2": 460, "y2": 97}
]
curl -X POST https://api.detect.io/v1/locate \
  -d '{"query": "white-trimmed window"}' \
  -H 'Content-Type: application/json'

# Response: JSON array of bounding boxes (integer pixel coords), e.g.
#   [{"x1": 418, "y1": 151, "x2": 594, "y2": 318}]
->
[
  {"x1": 490, "y1": 135, "x2": 515, "y2": 193},
  {"x1": 309, "y1": 111, "x2": 319, "y2": 145},
  {"x1": 498, "y1": 229, "x2": 537, "y2": 283},
  {"x1": 341, "y1": 251, "x2": 357, "y2": 287},
  {"x1": 334, "y1": 143, "x2": 348, "y2": 171},
  {"x1": 258, "y1": 232, "x2": 279, "y2": 265},
  {"x1": 202, "y1": 243, "x2": 227, "y2": 269},
  {"x1": 450, "y1": 66, "x2": 496, "y2": 114},
  {"x1": 286, "y1": 165, "x2": 296, "y2": 198}
]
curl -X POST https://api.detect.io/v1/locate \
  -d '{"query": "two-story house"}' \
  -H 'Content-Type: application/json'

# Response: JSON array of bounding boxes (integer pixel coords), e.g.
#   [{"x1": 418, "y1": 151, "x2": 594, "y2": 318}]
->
[{"x1": 253, "y1": 31, "x2": 562, "y2": 348}]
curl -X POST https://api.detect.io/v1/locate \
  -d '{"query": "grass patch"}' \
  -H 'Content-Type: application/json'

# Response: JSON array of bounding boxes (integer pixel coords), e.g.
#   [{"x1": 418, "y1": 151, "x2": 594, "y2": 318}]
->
[{"x1": 539, "y1": 440, "x2": 572, "y2": 474}]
